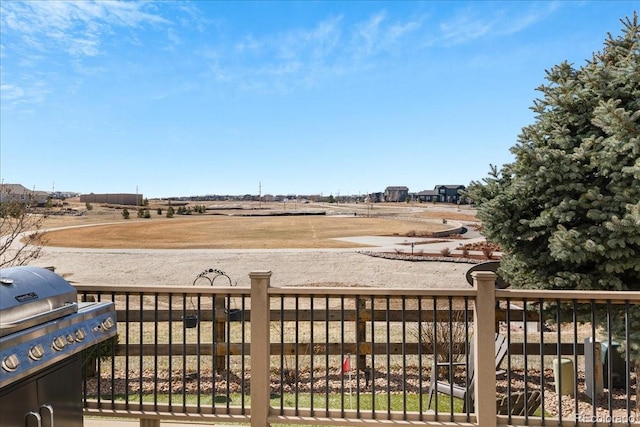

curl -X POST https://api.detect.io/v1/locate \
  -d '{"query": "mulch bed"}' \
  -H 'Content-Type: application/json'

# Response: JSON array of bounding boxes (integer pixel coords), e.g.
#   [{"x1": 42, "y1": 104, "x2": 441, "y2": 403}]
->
[{"x1": 85, "y1": 366, "x2": 637, "y2": 420}]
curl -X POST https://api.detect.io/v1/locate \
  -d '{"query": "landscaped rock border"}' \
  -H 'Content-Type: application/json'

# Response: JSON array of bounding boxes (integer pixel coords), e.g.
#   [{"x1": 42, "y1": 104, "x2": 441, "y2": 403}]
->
[{"x1": 358, "y1": 250, "x2": 484, "y2": 264}]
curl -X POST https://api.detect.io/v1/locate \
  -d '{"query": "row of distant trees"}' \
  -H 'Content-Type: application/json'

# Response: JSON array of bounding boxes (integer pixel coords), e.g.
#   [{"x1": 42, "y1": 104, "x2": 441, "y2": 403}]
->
[{"x1": 120, "y1": 205, "x2": 208, "y2": 219}]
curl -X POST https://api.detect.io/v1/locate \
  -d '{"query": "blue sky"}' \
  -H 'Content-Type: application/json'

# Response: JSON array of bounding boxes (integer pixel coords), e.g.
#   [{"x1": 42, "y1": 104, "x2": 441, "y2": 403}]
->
[{"x1": 0, "y1": 1, "x2": 636, "y2": 198}]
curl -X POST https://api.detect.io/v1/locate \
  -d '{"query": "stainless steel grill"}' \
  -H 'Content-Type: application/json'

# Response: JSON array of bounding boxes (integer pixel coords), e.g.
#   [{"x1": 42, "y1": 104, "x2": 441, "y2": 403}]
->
[{"x1": 0, "y1": 266, "x2": 116, "y2": 426}]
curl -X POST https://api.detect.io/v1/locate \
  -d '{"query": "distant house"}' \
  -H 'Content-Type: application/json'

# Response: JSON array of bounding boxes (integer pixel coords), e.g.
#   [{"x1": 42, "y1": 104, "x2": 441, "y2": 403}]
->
[
  {"x1": 367, "y1": 192, "x2": 384, "y2": 203},
  {"x1": 384, "y1": 186, "x2": 409, "y2": 202},
  {"x1": 0, "y1": 183, "x2": 50, "y2": 206},
  {"x1": 417, "y1": 189, "x2": 439, "y2": 202},
  {"x1": 416, "y1": 185, "x2": 465, "y2": 203}
]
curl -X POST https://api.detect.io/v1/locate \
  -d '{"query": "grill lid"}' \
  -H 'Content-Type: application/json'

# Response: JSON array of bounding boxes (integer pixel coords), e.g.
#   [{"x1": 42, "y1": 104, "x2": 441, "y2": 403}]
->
[{"x1": 0, "y1": 266, "x2": 78, "y2": 337}]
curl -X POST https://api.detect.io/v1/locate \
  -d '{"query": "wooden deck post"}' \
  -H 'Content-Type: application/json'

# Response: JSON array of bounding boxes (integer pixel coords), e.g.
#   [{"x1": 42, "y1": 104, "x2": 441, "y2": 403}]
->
[
  {"x1": 250, "y1": 271, "x2": 272, "y2": 427},
  {"x1": 473, "y1": 271, "x2": 497, "y2": 427}
]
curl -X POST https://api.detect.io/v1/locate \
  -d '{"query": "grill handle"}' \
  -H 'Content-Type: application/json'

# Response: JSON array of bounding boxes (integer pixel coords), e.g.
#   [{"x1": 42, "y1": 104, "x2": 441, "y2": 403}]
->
[
  {"x1": 0, "y1": 302, "x2": 78, "y2": 337},
  {"x1": 25, "y1": 410, "x2": 41, "y2": 427},
  {"x1": 40, "y1": 404, "x2": 54, "y2": 427}
]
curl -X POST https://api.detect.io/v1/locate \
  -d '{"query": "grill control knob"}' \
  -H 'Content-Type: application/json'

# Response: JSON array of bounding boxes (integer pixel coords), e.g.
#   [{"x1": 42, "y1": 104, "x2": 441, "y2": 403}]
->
[
  {"x1": 2, "y1": 354, "x2": 20, "y2": 372},
  {"x1": 66, "y1": 334, "x2": 75, "y2": 344},
  {"x1": 101, "y1": 317, "x2": 115, "y2": 330},
  {"x1": 52, "y1": 336, "x2": 66, "y2": 351},
  {"x1": 75, "y1": 328, "x2": 87, "y2": 341},
  {"x1": 29, "y1": 344, "x2": 46, "y2": 360}
]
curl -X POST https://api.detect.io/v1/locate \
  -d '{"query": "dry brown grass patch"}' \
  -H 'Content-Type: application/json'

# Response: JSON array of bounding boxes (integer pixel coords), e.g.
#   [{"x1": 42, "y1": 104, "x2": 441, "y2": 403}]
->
[{"x1": 40, "y1": 215, "x2": 449, "y2": 249}]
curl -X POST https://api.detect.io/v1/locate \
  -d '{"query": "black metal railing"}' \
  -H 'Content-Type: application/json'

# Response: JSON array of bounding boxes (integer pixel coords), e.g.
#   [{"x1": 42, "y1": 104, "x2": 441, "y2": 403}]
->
[
  {"x1": 496, "y1": 290, "x2": 638, "y2": 427},
  {"x1": 75, "y1": 273, "x2": 638, "y2": 427}
]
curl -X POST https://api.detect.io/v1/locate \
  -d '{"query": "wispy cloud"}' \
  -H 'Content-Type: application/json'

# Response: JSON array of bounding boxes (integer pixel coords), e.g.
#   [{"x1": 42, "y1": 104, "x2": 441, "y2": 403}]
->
[
  {"x1": 1, "y1": 1, "x2": 562, "y2": 106},
  {"x1": 439, "y1": 14, "x2": 494, "y2": 45},
  {"x1": 0, "y1": 0, "x2": 174, "y2": 108},
  {"x1": 211, "y1": 11, "x2": 424, "y2": 93},
  {"x1": 347, "y1": 11, "x2": 422, "y2": 62},
  {"x1": 436, "y1": 2, "x2": 558, "y2": 46},
  {"x1": 1, "y1": 1, "x2": 169, "y2": 57}
]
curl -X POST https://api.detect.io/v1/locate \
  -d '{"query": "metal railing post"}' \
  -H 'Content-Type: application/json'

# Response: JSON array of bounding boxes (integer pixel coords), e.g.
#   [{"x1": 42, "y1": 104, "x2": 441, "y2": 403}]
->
[
  {"x1": 250, "y1": 271, "x2": 272, "y2": 427},
  {"x1": 472, "y1": 271, "x2": 497, "y2": 427}
]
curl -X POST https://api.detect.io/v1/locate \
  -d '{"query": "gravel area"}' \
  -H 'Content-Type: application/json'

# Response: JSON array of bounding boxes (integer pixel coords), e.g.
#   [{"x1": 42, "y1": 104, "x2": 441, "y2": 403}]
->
[{"x1": 34, "y1": 247, "x2": 475, "y2": 289}]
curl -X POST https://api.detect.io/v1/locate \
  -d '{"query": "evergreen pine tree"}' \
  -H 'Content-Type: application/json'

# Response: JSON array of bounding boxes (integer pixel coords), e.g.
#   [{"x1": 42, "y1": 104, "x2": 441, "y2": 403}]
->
[{"x1": 466, "y1": 14, "x2": 639, "y2": 360}]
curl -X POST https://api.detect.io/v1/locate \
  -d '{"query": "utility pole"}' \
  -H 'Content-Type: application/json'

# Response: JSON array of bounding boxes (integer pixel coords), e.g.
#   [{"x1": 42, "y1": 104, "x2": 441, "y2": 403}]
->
[{"x1": 259, "y1": 181, "x2": 262, "y2": 209}]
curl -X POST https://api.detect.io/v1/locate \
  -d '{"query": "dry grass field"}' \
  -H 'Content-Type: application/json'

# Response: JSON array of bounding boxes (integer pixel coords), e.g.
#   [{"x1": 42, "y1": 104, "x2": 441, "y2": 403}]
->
[{"x1": 40, "y1": 200, "x2": 474, "y2": 250}]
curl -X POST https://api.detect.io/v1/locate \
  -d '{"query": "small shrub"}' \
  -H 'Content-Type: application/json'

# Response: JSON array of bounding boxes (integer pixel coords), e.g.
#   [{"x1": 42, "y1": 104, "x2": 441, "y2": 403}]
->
[
  {"x1": 440, "y1": 247, "x2": 451, "y2": 257},
  {"x1": 122, "y1": 208, "x2": 130, "y2": 219},
  {"x1": 461, "y1": 247, "x2": 469, "y2": 258},
  {"x1": 482, "y1": 247, "x2": 494, "y2": 259},
  {"x1": 413, "y1": 306, "x2": 471, "y2": 379}
]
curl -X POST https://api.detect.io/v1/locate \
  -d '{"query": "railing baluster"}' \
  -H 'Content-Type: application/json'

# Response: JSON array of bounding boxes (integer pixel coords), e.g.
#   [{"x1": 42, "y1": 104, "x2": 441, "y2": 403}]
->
[
  {"x1": 432, "y1": 295, "x2": 439, "y2": 418},
  {"x1": 211, "y1": 296, "x2": 216, "y2": 412},
  {"x1": 355, "y1": 295, "x2": 361, "y2": 418},
  {"x1": 401, "y1": 295, "x2": 407, "y2": 419},
  {"x1": 294, "y1": 294, "x2": 300, "y2": 415},
  {"x1": 196, "y1": 294, "x2": 202, "y2": 412},
  {"x1": 417, "y1": 295, "x2": 423, "y2": 420},
  {"x1": 279, "y1": 294, "x2": 285, "y2": 415},
  {"x1": 607, "y1": 299, "x2": 613, "y2": 420},
  {"x1": 556, "y1": 298, "x2": 562, "y2": 425},
  {"x1": 370, "y1": 295, "x2": 376, "y2": 419},
  {"x1": 340, "y1": 295, "x2": 346, "y2": 416},
  {"x1": 464, "y1": 295, "x2": 470, "y2": 424},
  {"x1": 448, "y1": 295, "x2": 454, "y2": 419},
  {"x1": 309, "y1": 295, "x2": 315, "y2": 416},
  {"x1": 572, "y1": 299, "x2": 579, "y2": 421},
  {"x1": 139, "y1": 293, "x2": 144, "y2": 411},
  {"x1": 506, "y1": 296, "x2": 512, "y2": 422},
  {"x1": 154, "y1": 292, "x2": 159, "y2": 411},
  {"x1": 125, "y1": 292, "x2": 130, "y2": 409},
  {"x1": 168, "y1": 293, "x2": 173, "y2": 411},
  {"x1": 590, "y1": 300, "x2": 597, "y2": 421},
  {"x1": 624, "y1": 300, "x2": 631, "y2": 426},
  {"x1": 182, "y1": 293, "x2": 187, "y2": 412},
  {"x1": 225, "y1": 293, "x2": 231, "y2": 411},
  {"x1": 324, "y1": 294, "x2": 330, "y2": 417},
  {"x1": 110, "y1": 291, "x2": 116, "y2": 409},
  {"x1": 533, "y1": 297, "x2": 542, "y2": 423},
  {"x1": 240, "y1": 294, "x2": 246, "y2": 414},
  {"x1": 522, "y1": 296, "x2": 528, "y2": 423},
  {"x1": 385, "y1": 295, "x2": 391, "y2": 417}
]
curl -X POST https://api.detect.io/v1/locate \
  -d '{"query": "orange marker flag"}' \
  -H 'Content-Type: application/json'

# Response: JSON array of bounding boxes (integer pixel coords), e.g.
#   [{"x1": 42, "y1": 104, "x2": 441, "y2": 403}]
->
[{"x1": 340, "y1": 354, "x2": 351, "y2": 375}]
